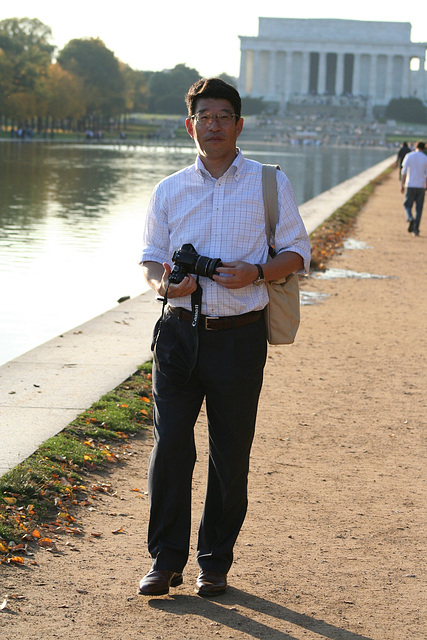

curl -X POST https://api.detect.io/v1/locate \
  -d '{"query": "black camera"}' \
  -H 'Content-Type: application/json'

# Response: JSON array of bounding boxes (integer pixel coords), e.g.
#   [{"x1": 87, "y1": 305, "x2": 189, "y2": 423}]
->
[{"x1": 169, "y1": 243, "x2": 222, "y2": 284}]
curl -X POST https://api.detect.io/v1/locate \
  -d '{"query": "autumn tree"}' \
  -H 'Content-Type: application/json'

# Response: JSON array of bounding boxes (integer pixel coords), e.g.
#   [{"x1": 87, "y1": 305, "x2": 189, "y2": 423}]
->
[
  {"x1": 121, "y1": 64, "x2": 149, "y2": 121},
  {"x1": 42, "y1": 63, "x2": 86, "y2": 130},
  {"x1": 0, "y1": 17, "x2": 54, "y2": 125}
]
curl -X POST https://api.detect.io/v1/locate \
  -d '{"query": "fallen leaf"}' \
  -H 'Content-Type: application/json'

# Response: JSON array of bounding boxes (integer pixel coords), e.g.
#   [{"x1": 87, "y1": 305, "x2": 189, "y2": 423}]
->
[
  {"x1": 38, "y1": 538, "x2": 55, "y2": 548},
  {"x1": 111, "y1": 526, "x2": 124, "y2": 535}
]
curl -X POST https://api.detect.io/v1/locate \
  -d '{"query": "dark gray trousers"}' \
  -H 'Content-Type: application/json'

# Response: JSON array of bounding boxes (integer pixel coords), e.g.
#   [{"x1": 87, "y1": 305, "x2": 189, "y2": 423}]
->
[{"x1": 148, "y1": 311, "x2": 267, "y2": 574}]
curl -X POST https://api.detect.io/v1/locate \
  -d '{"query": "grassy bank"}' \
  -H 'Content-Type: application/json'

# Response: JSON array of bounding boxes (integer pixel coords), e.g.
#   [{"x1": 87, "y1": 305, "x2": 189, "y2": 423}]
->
[{"x1": 0, "y1": 167, "x2": 393, "y2": 565}]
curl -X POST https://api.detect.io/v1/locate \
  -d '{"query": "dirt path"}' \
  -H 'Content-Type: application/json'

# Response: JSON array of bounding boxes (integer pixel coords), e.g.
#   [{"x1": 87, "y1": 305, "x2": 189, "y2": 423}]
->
[{"x1": 1, "y1": 167, "x2": 426, "y2": 640}]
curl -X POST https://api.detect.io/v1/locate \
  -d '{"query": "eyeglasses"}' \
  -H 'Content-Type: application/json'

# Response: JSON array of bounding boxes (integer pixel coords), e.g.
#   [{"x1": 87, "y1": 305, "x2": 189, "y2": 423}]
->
[{"x1": 191, "y1": 112, "x2": 239, "y2": 126}]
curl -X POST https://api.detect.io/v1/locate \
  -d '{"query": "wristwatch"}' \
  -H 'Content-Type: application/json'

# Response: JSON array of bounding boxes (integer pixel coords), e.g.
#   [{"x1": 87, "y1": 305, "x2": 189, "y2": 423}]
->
[{"x1": 253, "y1": 264, "x2": 265, "y2": 285}]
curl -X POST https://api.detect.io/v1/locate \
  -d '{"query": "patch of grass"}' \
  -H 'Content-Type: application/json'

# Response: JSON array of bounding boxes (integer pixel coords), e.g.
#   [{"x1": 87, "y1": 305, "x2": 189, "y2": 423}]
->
[
  {"x1": 0, "y1": 363, "x2": 153, "y2": 561},
  {"x1": 309, "y1": 168, "x2": 392, "y2": 271}
]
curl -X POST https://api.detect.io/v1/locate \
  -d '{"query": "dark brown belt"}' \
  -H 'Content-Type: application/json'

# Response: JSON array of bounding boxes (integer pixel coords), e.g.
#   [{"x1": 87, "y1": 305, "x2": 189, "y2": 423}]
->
[{"x1": 168, "y1": 306, "x2": 263, "y2": 330}]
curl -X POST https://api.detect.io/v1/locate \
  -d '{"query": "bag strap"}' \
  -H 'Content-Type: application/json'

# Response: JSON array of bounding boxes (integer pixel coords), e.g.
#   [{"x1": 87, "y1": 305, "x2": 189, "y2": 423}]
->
[{"x1": 262, "y1": 164, "x2": 280, "y2": 243}]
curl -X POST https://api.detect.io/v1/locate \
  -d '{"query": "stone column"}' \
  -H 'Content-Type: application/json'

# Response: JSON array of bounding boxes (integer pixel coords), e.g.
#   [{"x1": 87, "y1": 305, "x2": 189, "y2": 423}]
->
[
  {"x1": 369, "y1": 54, "x2": 378, "y2": 100},
  {"x1": 385, "y1": 56, "x2": 393, "y2": 102},
  {"x1": 270, "y1": 50, "x2": 277, "y2": 98},
  {"x1": 336, "y1": 52, "x2": 345, "y2": 95},
  {"x1": 238, "y1": 50, "x2": 247, "y2": 95},
  {"x1": 253, "y1": 50, "x2": 261, "y2": 95},
  {"x1": 285, "y1": 50, "x2": 293, "y2": 99},
  {"x1": 353, "y1": 54, "x2": 361, "y2": 96},
  {"x1": 402, "y1": 56, "x2": 411, "y2": 97},
  {"x1": 302, "y1": 51, "x2": 310, "y2": 95},
  {"x1": 418, "y1": 55, "x2": 426, "y2": 101},
  {"x1": 318, "y1": 52, "x2": 327, "y2": 94}
]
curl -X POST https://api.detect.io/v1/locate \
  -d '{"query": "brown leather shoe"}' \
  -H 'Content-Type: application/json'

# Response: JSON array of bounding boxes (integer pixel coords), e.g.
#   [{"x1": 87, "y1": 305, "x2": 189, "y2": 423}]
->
[
  {"x1": 195, "y1": 570, "x2": 228, "y2": 597},
  {"x1": 138, "y1": 569, "x2": 183, "y2": 596}
]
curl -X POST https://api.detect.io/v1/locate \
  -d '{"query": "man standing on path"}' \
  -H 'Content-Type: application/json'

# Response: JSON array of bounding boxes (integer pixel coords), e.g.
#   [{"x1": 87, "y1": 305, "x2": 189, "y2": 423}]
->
[
  {"x1": 138, "y1": 78, "x2": 310, "y2": 597},
  {"x1": 401, "y1": 141, "x2": 427, "y2": 236}
]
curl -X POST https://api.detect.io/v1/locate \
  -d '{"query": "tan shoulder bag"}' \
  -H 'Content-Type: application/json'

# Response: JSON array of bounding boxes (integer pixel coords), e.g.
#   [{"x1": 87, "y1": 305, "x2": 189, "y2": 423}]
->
[{"x1": 262, "y1": 164, "x2": 300, "y2": 345}]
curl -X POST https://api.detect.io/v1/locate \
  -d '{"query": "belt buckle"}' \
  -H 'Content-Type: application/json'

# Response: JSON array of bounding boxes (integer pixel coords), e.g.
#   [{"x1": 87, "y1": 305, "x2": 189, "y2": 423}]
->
[{"x1": 204, "y1": 316, "x2": 220, "y2": 330}]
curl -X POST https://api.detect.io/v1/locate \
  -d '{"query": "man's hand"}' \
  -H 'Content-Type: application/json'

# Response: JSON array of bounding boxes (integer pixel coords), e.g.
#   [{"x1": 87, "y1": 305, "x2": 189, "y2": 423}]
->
[
  {"x1": 213, "y1": 262, "x2": 258, "y2": 289},
  {"x1": 142, "y1": 260, "x2": 197, "y2": 298},
  {"x1": 161, "y1": 263, "x2": 198, "y2": 298}
]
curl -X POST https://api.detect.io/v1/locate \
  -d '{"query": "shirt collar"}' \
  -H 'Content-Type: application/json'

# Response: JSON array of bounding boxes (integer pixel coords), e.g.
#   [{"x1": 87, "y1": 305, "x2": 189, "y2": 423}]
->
[{"x1": 195, "y1": 149, "x2": 244, "y2": 182}]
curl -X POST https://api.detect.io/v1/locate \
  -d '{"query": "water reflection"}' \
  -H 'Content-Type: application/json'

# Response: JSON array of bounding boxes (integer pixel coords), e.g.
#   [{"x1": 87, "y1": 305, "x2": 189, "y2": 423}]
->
[{"x1": 0, "y1": 142, "x2": 392, "y2": 365}]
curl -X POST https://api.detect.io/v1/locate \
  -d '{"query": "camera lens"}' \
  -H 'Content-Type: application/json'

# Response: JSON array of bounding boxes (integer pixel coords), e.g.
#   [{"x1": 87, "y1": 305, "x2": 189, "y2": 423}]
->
[{"x1": 195, "y1": 256, "x2": 222, "y2": 279}]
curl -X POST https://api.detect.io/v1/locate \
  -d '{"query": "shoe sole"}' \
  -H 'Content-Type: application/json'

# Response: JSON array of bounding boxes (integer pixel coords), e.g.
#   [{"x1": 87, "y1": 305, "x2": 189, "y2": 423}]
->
[{"x1": 194, "y1": 586, "x2": 228, "y2": 597}]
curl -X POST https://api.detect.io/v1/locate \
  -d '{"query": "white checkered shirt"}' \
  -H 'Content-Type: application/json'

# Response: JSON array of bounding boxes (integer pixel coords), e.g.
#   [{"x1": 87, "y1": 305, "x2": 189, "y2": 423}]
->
[{"x1": 141, "y1": 150, "x2": 310, "y2": 316}]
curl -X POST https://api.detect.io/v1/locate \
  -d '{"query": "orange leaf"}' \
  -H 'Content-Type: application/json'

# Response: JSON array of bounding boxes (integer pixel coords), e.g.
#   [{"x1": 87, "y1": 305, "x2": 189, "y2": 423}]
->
[
  {"x1": 140, "y1": 409, "x2": 148, "y2": 416},
  {"x1": 32, "y1": 529, "x2": 41, "y2": 539},
  {"x1": 39, "y1": 538, "x2": 56, "y2": 549},
  {"x1": 112, "y1": 526, "x2": 124, "y2": 535},
  {"x1": 9, "y1": 556, "x2": 24, "y2": 564},
  {"x1": 3, "y1": 497, "x2": 17, "y2": 505},
  {"x1": 141, "y1": 397, "x2": 150, "y2": 403}
]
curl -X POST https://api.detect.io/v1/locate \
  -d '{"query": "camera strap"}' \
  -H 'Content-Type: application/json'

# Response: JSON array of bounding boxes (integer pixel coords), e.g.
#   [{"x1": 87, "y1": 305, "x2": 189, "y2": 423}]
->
[{"x1": 190, "y1": 277, "x2": 202, "y2": 330}]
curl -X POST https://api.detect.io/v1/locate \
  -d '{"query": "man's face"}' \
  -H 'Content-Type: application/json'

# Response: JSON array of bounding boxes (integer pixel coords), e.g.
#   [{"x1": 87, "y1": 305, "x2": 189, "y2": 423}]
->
[{"x1": 185, "y1": 98, "x2": 243, "y2": 163}]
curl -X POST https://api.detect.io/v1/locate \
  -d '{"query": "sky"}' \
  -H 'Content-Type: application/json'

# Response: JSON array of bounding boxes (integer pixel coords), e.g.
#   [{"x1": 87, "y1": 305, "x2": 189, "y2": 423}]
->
[{"x1": 6, "y1": 2, "x2": 427, "y2": 78}]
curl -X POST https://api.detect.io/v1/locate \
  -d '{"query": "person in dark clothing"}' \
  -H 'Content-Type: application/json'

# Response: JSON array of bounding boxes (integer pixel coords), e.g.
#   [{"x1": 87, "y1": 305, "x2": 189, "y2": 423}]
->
[{"x1": 396, "y1": 142, "x2": 411, "y2": 178}]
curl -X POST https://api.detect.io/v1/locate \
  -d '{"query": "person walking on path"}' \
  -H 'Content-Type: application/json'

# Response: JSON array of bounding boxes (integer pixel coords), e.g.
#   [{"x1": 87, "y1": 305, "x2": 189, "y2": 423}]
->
[
  {"x1": 401, "y1": 140, "x2": 427, "y2": 236},
  {"x1": 395, "y1": 141, "x2": 411, "y2": 178},
  {"x1": 138, "y1": 77, "x2": 310, "y2": 598}
]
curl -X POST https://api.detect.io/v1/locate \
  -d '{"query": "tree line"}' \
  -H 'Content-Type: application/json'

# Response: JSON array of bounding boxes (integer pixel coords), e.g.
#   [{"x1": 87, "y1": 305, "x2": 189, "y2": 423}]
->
[{"x1": 0, "y1": 17, "x2": 235, "y2": 134}]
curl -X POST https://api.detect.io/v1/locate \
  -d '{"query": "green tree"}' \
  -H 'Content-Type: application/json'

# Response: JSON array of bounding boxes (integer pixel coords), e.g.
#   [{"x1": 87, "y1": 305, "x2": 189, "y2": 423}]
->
[
  {"x1": 148, "y1": 63, "x2": 200, "y2": 114},
  {"x1": 58, "y1": 37, "x2": 125, "y2": 127},
  {"x1": 218, "y1": 73, "x2": 238, "y2": 88},
  {"x1": 386, "y1": 97, "x2": 427, "y2": 124}
]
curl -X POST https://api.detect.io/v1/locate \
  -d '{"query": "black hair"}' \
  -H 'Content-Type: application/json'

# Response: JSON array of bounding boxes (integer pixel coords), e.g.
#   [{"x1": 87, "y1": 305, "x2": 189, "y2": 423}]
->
[{"x1": 185, "y1": 78, "x2": 241, "y2": 119}]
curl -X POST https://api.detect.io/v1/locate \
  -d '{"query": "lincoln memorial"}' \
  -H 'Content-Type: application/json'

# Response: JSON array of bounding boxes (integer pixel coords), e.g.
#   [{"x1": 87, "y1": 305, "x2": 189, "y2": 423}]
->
[{"x1": 238, "y1": 18, "x2": 427, "y2": 113}]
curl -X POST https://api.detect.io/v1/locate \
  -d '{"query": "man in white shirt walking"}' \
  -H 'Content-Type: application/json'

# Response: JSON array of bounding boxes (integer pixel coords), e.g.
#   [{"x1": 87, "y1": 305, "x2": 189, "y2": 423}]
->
[
  {"x1": 138, "y1": 78, "x2": 310, "y2": 598},
  {"x1": 401, "y1": 141, "x2": 427, "y2": 236}
]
